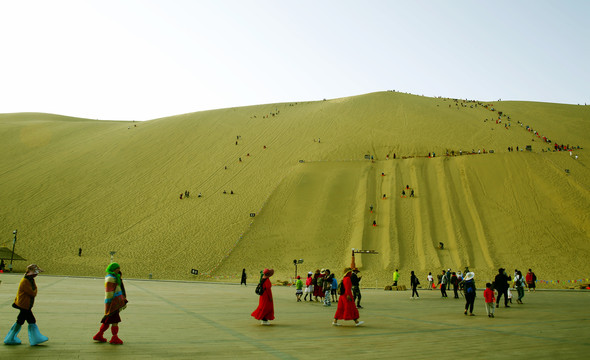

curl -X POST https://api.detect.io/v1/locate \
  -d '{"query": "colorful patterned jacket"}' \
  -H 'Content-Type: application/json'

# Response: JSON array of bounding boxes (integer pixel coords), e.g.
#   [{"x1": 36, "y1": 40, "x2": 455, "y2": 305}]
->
[{"x1": 105, "y1": 274, "x2": 127, "y2": 316}]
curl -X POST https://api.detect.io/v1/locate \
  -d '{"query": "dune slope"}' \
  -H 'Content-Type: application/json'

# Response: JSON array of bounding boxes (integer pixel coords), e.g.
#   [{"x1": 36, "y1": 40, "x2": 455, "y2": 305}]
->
[{"x1": 1, "y1": 92, "x2": 588, "y2": 286}]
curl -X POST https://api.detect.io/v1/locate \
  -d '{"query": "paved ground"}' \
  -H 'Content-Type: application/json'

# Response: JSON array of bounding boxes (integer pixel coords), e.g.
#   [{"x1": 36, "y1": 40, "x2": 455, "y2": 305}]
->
[{"x1": 1, "y1": 274, "x2": 589, "y2": 359}]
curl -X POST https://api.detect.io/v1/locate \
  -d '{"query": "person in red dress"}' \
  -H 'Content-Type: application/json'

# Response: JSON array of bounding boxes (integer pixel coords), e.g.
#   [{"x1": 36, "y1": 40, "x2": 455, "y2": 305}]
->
[
  {"x1": 251, "y1": 268, "x2": 275, "y2": 325},
  {"x1": 332, "y1": 268, "x2": 364, "y2": 327},
  {"x1": 313, "y1": 269, "x2": 324, "y2": 302}
]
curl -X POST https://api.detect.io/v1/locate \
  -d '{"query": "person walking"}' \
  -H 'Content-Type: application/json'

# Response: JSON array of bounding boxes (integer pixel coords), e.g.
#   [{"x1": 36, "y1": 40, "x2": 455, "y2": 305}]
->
[
  {"x1": 332, "y1": 268, "x2": 364, "y2": 327},
  {"x1": 251, "y1": 268, "x2": 275, "y2": 325},
  {"x1": 484, "y1": 283, "x2": 496, "y2": 318},
  {"x1": 323, "y1": 269, "x2": 333, "y2": 306},
  {"x1": 410, "y1": 271, "x2": 420, "y2": 299},
  {"x1": 515, "y1": 270, "x2": 526, "y2": 304},
  {"x1": 440, "y1": 270, "x2": 448, "y2": 298},
  {"x1": 494, "y1": 268, "x2": 511, "y2": 308},
  {"x1": 240, "y1": 268, "x2": 247, "y2": 286},
  {"x1": 351, "y1": 269, "x2": 362, "y2": 309},
  {"x1": 303, "y1": 272, "x2": 313, "y2": 302},
  {"x1": 451, "y1": 272, "x2": 459, "y2": 298},
  {"x1": 427, "y1": 272, "x2": 434, "y2": 290},
  {"x1": 392, "y1": 269, "x2": 400, "y2": 287},
  {"x1": 463, "y1": 272, "x2": 476, "y2": 316},
  {"x1": 313, "y1": 269, "x2": 323, "y2": 302},
  {"x1": 4, "y1": 264, "x2": 49, "y2": 346},
  {"x1": 331, "y1": 275, "x2": 338, "y2": 302},
  {"x1": 526, "y1": 269, "x2": 537, "y2": 292},
  {"x1": 93, "y1": 262, "x2": 128, "y2": 344},
  {"x1": 295, "y1": 276, "x2": 303, "y2": 302}
]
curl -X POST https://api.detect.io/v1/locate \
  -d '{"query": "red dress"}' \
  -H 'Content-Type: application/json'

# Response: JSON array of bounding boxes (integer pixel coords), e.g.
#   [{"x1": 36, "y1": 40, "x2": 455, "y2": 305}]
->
[
  {"x1": 313, "y1": 273, "x2": 325, "y2": 297},
  {"x1": 251, "y1": 278, "x2": 274, "y2": 320},
  {"x1": 334, "y1": 275, "x2": 359, "y2": 320}
]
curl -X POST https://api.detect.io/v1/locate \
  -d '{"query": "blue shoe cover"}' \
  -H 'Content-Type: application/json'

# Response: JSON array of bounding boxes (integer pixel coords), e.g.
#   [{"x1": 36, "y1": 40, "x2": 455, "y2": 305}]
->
[
  {"x1": 4, "y1": 323, "x2": 22, "y2": 345},
  {"x1": 28, "y1": 323, "x2": 48, "y2": 346}
]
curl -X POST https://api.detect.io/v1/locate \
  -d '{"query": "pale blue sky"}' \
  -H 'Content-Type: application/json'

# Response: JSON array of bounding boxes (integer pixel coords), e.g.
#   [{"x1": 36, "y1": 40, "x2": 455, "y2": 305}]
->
[{"x1": 1, "y1": 0, "x2": 588, "y2": 120}]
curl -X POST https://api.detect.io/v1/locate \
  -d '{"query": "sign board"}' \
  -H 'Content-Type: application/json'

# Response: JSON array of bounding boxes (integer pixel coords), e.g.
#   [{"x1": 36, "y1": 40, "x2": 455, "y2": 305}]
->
[{"x1": 250, "y1": 213, "x2": 256, "y2": 217}]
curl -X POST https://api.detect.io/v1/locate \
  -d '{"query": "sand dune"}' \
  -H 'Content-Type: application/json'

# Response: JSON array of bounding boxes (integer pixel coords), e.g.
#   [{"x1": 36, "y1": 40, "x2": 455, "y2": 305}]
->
[{"x1": 1, "y1": 92, "x2": 589, "y2": 287}]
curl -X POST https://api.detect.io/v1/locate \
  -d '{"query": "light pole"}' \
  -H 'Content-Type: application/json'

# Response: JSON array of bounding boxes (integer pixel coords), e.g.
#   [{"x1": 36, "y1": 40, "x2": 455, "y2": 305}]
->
[
  {"x1": 9, "y1": 230, "x2": 17, "y2": 272},
  {"x1": 293, "y1": 259, "x2": 304, "y2": 278}
]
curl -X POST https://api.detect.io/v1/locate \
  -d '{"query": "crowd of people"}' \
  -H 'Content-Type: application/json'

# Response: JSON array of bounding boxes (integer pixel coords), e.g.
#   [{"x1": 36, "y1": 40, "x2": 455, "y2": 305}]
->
[
  {"x1": 251, "y1": 267, "x2": 364, "y2": 327},
  {"x1": 392, "y1": 267, "x2": 538, "y2": 318},
  {"x1": 1, "y1": 261, "x2": 543, "y2": 346}
]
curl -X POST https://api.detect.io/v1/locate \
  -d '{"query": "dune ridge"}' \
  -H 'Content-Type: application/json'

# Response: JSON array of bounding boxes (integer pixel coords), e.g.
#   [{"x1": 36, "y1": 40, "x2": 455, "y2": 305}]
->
[{"x1": 1, "y1": 92, "x2": 589, "y2": 287}]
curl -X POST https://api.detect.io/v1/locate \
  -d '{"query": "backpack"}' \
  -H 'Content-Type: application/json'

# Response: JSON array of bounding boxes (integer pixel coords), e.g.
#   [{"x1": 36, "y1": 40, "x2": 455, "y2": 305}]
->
[
  {"x1": 255, "y1": 280, "x2": 265, "y2": 296},
  {"x1": 338, "y1": 281, "x2": 345, "y2": 295},
  {"x1": 465, "y1": 280, "x2": 475, "y2": 294}
]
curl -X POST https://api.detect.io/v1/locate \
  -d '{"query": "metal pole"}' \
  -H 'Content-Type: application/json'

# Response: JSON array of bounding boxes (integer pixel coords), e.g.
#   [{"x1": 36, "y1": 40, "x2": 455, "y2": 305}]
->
[{"x1": 9, "y1": 230, "x2": 17, "y2": 272}]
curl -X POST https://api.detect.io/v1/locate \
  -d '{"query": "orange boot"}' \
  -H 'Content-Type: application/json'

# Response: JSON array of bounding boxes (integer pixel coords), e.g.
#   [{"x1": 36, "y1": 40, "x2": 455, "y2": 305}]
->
[
  {"x1": 109, "y1": 326, "x2": 123, "y2": 345},
  {"x1": 93, "y1": 323, "x2": 109, "y2": 343}
]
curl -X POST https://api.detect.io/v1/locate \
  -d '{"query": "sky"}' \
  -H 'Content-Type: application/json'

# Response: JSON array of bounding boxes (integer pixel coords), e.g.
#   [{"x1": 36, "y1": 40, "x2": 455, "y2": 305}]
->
[{"x1": 1, "y1": 0, "x2": 589, "y2": 121}]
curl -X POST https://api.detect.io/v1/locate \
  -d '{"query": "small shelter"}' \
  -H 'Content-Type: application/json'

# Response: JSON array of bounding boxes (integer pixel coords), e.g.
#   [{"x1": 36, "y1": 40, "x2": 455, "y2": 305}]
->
[{"x1": 0, "y1": 247, "x2": 26, "y2": 261}]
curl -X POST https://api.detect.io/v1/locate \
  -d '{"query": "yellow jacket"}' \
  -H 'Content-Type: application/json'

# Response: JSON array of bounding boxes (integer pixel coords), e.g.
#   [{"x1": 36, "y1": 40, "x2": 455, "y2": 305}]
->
[{"x1": 14, "y1": 276, "x2": 37, "y2": 310}]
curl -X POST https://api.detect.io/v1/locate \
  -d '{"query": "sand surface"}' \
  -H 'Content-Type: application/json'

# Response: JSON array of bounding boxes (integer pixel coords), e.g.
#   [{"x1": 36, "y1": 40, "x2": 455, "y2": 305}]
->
[{"x1": 0, "y1": 92, "x2": 589, "y2": 287}]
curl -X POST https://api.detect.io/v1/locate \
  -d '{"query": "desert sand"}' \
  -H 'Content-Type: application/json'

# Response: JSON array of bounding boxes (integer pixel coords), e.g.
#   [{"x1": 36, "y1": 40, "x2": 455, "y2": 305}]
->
[{"x1": 1, "y1": 92, "x2": 589, "y2": 287}]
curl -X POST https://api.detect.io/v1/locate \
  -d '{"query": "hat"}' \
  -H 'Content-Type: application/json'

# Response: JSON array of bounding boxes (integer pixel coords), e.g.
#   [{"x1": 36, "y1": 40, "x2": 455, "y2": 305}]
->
[
  {"x1": 263, "y1": 268, "x2": 274, "y2": 277},
  {"x1": 26, "y1": 264, "x2": 43, "y2": 276},
  {"x1": 296, "y1": 275, "x2": 300, "y2": 279},
  {"x1": 308, "y1": 271, "x2": 312, "y2": 275},
  {"x1": 465, "y1": 272, "x2": 475, "y2": 281},
  {"x1": 320, "y1": 268, "x2": 326, "y2": 273},
  {"x1": 343, "y1": 267, "x2": 353, "y2": 274}
]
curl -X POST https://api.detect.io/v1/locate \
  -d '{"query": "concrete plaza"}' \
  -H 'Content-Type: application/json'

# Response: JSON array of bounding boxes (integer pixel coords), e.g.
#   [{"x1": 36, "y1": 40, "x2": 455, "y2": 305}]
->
[{"x1": 1, "y1": 274, "x2": 589, "y2": 359}]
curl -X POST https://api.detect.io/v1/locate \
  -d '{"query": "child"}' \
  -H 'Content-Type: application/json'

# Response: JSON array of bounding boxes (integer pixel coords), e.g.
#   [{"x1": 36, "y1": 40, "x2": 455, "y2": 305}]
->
[
  {"x1": 484, "y1": 283, "x2": 496, "y2": 318},
  {"x1": 295, "y1": 276, "x2": 303, "y2": 302}
]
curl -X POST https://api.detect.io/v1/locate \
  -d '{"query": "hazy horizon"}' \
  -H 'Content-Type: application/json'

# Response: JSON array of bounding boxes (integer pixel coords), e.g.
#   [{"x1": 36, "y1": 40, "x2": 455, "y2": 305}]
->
[{"x1": 1, "y1": 0, "x2": 589, "y2": 120}]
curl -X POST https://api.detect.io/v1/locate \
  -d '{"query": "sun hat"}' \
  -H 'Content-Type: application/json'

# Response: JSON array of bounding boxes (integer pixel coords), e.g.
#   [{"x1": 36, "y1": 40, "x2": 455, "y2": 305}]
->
[
  {"x1": 25, "y1": 264, "x2": 43, "y2": 276},
  {"x1": 343, "y1": 267, "x2": 353, "y2": 274},
  {"x1": 263, "y1": 268, "x2": 274, "y2": 277},
  {"x1": 465, "y1": 272, "x2": 475, "y2": 281}
]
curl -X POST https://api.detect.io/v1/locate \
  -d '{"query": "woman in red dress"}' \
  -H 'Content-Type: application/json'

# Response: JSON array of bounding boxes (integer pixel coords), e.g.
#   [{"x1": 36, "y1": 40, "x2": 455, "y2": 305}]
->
[
  {"x1": 313, "y1": 269, "x2": 324, "y2": 301},
  {"x1": 333, "y1": 268, "x2": 364, "y2": 326},
  {"x1": 251, "y1": 268, "x2": 275, "y2": 325}
]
